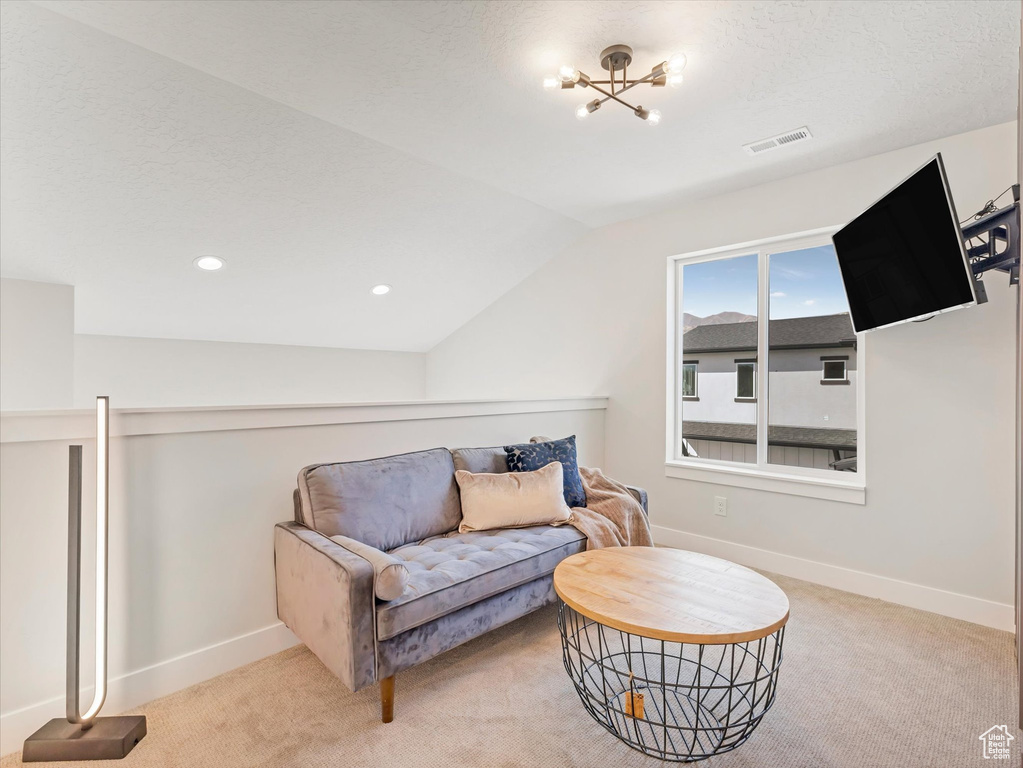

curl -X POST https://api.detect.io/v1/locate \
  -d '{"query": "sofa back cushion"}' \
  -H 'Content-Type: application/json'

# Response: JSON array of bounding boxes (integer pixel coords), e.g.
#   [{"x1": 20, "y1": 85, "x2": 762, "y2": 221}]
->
[
  {"x1": 450, "y1": 446, "x2": 508, "y2": 474},
  {"x1": 298, "y1": 448, "x2": 461, "y2": 551}
]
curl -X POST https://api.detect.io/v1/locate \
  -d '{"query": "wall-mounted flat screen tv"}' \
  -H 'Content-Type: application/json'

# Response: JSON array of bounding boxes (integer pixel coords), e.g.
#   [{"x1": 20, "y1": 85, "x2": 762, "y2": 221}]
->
[{"x1": 831, "y1": 153, "x2": 976, "y2": 333}]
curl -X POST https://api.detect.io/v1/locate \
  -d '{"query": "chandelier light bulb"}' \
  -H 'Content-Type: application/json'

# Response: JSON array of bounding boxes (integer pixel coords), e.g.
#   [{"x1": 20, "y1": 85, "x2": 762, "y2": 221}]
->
[
  {"x1": 559, "y1": 64, "x2": 580, "y2": 83},
  {"x1": 543, "y1": 75, "x2": 560, "y2": 91},
  {"x1": 667, "y1": 73, "x2": 685, "y2": 89},
  {"x1": 575, "y1": 103, "x2": 591, "y2": 121},
  {"x1": 666, "y1": 52, "x2": 687, "y2": 74},
  {"x1": 645, "y1": 109, "x2": 662, "y2": 126}
]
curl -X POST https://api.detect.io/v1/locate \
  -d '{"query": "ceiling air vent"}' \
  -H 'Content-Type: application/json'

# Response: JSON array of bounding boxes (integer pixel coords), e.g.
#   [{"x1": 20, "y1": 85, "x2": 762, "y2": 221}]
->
[{"x1": 743, "y1": 126, "x2": 813, "y2": 156}]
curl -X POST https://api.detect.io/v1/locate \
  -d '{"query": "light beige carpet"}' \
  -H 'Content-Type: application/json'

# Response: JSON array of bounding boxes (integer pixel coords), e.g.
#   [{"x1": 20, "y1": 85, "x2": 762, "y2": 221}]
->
[{"x1": 3, "y1": 572, "x2": 1019, "y2": 768}]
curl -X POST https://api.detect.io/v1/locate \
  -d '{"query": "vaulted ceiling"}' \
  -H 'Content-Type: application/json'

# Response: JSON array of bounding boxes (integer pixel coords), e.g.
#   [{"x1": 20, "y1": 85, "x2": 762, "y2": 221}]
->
[{"x1": 1, "y1": 0, "x2": 1017, "y2": 350}]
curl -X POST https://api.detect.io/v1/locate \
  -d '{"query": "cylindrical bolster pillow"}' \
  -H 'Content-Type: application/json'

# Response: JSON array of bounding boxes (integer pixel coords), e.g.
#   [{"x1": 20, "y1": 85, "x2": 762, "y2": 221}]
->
[{"x1": 329, "y1": 534, "x2": 410, "y2": 601}]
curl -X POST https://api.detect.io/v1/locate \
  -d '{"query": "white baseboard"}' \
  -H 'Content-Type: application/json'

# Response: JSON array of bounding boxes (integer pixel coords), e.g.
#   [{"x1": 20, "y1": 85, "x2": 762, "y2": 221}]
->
[
  {"x1": 652, "y1": 525, "x2": 1015, "y2": 633},
  {"x1": 2, "y1": 533, "x2": 1012, "y2": 756},
  {"x1": 0, "y1": 622, "x2": 299, "y2": 757}
]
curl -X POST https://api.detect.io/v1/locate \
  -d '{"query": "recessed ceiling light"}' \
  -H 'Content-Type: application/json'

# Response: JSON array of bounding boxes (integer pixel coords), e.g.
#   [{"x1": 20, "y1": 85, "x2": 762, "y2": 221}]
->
[
  {"x1": 371, "y1": 284, "x2": 391, "y2": 295},
  {"x1": 193, "y1": 255, "x2": 225, "y2": 271}
]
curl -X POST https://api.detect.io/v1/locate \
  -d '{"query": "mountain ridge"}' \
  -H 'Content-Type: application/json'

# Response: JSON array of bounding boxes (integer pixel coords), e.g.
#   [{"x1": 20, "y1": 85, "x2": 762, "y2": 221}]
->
[{"x1": 683, "y1": 311, "x2": 756, "y2": 332}]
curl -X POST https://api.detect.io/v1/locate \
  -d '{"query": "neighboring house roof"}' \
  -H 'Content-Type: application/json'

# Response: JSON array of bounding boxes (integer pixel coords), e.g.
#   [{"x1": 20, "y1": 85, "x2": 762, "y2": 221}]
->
[
  {"x1": 682, "y1": 313, "x2": 856, "y2": 353},
  {"x1": 682, "y1": 421, "x2": 857, "y2": 450}
]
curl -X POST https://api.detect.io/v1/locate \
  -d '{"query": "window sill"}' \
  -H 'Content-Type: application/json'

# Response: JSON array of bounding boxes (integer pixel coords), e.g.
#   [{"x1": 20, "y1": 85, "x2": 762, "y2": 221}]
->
[
  {"x1": 734, "y1": 397, "x2": 757, "y2": 403},
  {"x1": 665, "y1": 460, "x2": 865, "y2": 505},
  {"x1": 681, "y1": 396, "x2": 700, "y2": 402},
  {"x1": 819, "y1": 379, "x2": 850, "y2": 386}
]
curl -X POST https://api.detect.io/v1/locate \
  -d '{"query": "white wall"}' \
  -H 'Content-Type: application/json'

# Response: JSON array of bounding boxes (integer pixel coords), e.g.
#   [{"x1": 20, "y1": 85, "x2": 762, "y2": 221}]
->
[
  {"x1": 427, "y1": 121, "x2": 1019, "y2": 625},
  {"x1": 74, "y1": 335, "x2": 427, "y2": 408},
  {"x1": 0, "y1": 276, "x2": 428, "y2": 409},
  {"x1": 768, "y1": 348, "x2": 857, "y2": 430},
  {"x1": 0, "y1": 279, "x2": 74, "y2": 410},
  {"x1": 0, "y1": 398, "x2": 606, "y2": 753},
  {"x1": 683, "y1": 353, "x2": 757, "y2": 425},
  {"x1": 684, "y1": 347, "x2": 857, "y2": 428}
]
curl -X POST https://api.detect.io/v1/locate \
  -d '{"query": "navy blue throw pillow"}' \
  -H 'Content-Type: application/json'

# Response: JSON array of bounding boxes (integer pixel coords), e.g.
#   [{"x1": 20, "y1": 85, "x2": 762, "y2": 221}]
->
[{"x1": 504, "y1": 435, "x2": 586, "y2": 509}]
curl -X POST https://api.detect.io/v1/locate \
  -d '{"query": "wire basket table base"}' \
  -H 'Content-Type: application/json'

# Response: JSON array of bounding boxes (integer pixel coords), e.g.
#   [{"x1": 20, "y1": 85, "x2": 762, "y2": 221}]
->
[{"x1": 558, "y1": 600, "x2": 785, "y2": 762}]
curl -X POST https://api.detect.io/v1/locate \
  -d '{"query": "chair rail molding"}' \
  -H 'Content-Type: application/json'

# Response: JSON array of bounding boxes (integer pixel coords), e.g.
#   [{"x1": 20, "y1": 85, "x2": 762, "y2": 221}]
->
[
  {"x1": 0, "y1": 394, "x2": 610, "y2": 753},
  {"x1": 0, "y1": 397, "x2": 610, "y2": 444}
]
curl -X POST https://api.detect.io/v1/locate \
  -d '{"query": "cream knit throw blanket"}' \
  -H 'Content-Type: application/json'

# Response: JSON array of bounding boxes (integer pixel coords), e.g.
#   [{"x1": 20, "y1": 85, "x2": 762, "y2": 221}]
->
[
  {"x1": 571, "y1": 465, "x2": 654, "y2": 550},
  {"x1": 526, "y1": 436, "x2": 652, "y2": 549}
]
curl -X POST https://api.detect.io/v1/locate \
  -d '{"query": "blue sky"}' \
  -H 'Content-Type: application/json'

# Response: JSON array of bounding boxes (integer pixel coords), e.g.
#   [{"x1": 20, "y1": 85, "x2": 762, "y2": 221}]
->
[{"x1": 681, "y1": 245, "x2": 850, "y2": 319}]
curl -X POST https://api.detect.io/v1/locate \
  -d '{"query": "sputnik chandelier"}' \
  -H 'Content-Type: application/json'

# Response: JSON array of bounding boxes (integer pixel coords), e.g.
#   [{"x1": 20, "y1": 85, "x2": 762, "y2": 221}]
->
[{"x1": 543, "y1": 44, "x2": 687, "y2": 125}]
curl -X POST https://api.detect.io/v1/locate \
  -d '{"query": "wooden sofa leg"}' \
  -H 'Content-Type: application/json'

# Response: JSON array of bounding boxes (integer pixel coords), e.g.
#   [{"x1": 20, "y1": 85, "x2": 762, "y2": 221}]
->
[{"x1": 380, "y1": 676, "x2": 395, "y2": 723}]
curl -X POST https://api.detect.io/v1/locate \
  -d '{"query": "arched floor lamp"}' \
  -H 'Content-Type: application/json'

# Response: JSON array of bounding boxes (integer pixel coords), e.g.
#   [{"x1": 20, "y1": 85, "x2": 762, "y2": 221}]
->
[{"x1": 23, "y1": 397, "x2": 147, "y2": 761}]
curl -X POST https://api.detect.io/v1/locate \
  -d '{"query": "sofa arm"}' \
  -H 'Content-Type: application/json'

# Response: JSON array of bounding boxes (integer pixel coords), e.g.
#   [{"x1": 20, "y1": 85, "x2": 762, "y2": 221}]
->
[
  {"x1": 274, "y1": 522, "x2": 377, "y2": 692},
  {"x1": 328, "y1": 533, "x2": 410, "y2": 601},
  {"x1": 624, "y1": 485, "x2": 648, "y2": 515}
]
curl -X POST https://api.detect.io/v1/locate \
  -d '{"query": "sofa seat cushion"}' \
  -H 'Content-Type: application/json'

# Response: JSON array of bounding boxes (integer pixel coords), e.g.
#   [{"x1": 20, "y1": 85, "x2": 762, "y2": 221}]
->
[{"x1": 377, "y1": 525, "x2": 585, "y2": 640}]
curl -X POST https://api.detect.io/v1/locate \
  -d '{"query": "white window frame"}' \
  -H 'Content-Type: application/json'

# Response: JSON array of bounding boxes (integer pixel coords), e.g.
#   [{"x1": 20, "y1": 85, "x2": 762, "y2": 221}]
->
[
  {"x1": 821, "y1": 359, "x2": 848, "y2": 382},
  {"x1": 665, "y1": 227, "x2": 866, "y2": 504},
  {"x1": 735, "y1": 361, "x2": 757, "y2": 400},
  {"x1": 681, "y1": 362, "x2": 699, "y2": 399}
]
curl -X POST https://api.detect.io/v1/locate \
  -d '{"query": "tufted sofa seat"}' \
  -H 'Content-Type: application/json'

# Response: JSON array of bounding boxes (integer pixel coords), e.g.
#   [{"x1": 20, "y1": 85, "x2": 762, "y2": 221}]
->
[{"x1": 378, "y1": 526, "x2": 586, "y2": 640}]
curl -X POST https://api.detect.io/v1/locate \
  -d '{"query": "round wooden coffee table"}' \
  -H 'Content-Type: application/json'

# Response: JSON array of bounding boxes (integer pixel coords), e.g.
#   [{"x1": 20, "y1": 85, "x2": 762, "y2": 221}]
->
[{"x1": 553, "y1": 547, "x2": 789, "y2": 763}]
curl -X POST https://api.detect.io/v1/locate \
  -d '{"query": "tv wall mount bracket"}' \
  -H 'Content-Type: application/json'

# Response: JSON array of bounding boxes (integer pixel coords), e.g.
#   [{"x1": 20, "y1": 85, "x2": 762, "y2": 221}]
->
[{"x1": 965, "y1": 183, "x2": 1020, "y2": 296}]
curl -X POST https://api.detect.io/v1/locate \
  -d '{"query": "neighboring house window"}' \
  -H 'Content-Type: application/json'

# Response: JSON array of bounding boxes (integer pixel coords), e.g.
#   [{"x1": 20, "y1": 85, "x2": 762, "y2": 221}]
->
[
  {"x1": 669, "y1": 230, "x2": 862, "y2": 480},
  {"x1": 822, "y1": 359, "x2": 847, "y2": 382},
  {"x1": 681, "y1": 362, "x2": 698, "y2": 398},
  {"x1": 735, "y1": 362, "x2": 756, "y2": 400}
]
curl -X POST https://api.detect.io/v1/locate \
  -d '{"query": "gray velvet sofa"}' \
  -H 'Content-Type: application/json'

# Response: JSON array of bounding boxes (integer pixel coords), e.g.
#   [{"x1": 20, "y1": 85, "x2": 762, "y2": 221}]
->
[{"x1": 273, "y1": 445, "x2": 647, "y2": 722}]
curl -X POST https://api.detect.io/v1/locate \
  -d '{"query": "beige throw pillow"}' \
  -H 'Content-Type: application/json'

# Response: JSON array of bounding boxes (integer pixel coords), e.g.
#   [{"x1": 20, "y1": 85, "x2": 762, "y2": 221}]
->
[{"x1": 455, "y1": 461, "x2": 572, "y2": 533}]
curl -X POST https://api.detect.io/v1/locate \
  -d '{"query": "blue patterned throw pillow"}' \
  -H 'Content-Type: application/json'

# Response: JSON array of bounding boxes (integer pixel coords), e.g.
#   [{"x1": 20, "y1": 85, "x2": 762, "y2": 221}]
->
[{"x1": 504, "y1": 435, "x2": 586, "y2": 509}]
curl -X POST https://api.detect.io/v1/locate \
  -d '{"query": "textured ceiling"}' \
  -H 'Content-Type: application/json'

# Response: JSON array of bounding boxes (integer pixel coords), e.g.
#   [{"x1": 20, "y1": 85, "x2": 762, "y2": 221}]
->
[
  {"x1": 1, "y1": 0, "x2": 1018, "y2": 350},
  {"x1": 0, "y1": 1, "x2": 586, "y2": 350}
]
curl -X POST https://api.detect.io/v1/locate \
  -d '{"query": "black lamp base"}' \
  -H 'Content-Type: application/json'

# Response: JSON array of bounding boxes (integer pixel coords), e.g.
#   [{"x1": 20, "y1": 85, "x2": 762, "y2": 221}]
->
[{"x1": 23, "y1": 716, "x2": 146, "y2": 762}]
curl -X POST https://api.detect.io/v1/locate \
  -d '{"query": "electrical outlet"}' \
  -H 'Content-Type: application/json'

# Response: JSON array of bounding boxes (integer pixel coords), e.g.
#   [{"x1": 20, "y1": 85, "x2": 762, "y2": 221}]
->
[{"x1": 714, "y1": 496, "x2": 727, "y2": 517}]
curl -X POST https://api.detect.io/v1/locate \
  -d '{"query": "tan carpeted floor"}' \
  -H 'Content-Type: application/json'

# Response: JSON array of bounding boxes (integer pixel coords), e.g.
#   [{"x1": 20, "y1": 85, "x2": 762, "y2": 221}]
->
[{"x1": 3, "y1": 572, "x2": 1019, "y2": 768}]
